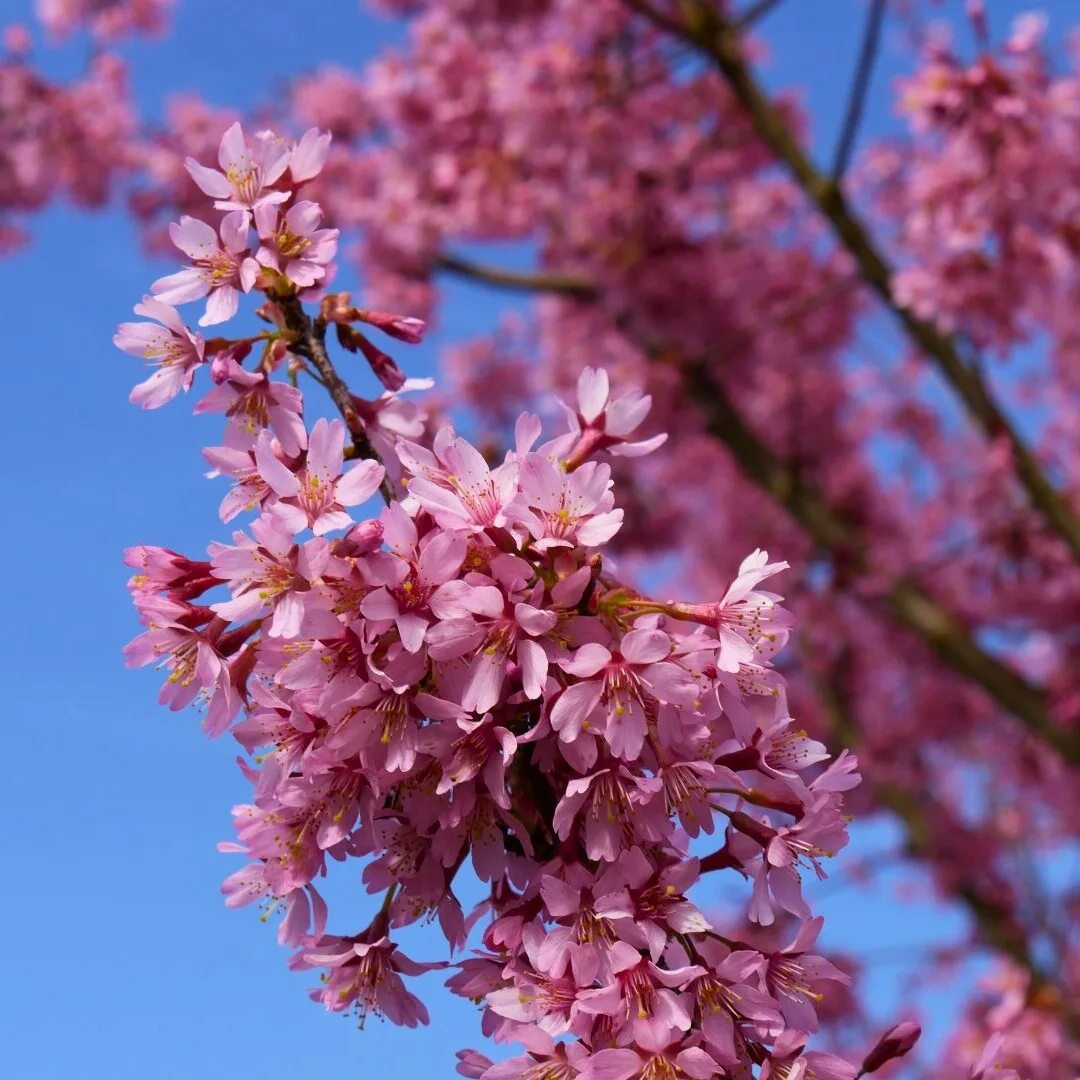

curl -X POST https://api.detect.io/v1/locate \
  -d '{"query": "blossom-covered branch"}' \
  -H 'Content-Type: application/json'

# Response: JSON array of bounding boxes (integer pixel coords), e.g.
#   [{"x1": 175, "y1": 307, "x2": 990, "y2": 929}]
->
[{"x1": 114, "y1": 120, "x2": 919, "y2": 1080}]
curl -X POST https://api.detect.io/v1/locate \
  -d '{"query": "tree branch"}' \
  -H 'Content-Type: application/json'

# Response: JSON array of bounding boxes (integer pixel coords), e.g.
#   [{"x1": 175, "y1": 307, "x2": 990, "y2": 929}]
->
[
  {"x1": 278, "y1": 291, "x2": 397, "y2": 504},
  {"x1": 435, "y1": 253, "x2": 599, "y2": 300},
  {"x1": 831, "y1": 0, "x2": 887, "y2": 181},
  {"x1": 734, "y1": 0, "x2": 785, "y2": 30},
  {"x1": 620, "y1": 0, "x2": 1080, "y2": 570}
]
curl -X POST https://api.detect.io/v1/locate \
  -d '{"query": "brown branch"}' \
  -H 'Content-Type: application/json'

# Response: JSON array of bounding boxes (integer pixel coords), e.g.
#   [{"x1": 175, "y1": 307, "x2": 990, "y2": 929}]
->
[
  {"x1": 435, "y1": 253, "x2": 600, "y2": 300},
  {"x1": 277, "y1": 291, "x2": 397, "y2": 504},
  {"x1": 734, "y1": 0, "x2": 785, "y2": 30},
  {"x1": 813, "y1": 657, "x2": 1080, "y2": 1039},
  {"x1": 831, "y1": 0, "x2": 887, "y2": 181},
  {"x1": 620, "y1": 0, "x2": 1080, "y2": 569}
]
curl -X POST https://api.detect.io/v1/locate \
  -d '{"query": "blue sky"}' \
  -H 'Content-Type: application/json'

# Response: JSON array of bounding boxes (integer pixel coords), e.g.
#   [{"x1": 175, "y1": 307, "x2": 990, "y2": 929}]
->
[{"x1": 2, "y1": 1, "x2": 1075, "y2": 1076}]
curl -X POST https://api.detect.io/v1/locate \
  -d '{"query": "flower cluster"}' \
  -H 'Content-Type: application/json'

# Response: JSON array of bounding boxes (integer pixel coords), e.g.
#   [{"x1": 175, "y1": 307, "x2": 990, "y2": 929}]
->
[
  {"x1": 35, "y1": 0, "x2": 172, "y2": 40},
  {"x1": 0, "y1": 49, "x2": 133, "y2": 253},
  {"x1": 117, "y1": 113, "x2": 917, "y2": 1080}
]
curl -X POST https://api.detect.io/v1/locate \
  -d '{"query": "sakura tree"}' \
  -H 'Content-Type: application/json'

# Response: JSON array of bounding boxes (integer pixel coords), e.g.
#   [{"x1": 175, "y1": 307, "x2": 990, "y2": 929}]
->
[{"x1": 7, "y1": 0, "x2": 1079, "y2": 1077}]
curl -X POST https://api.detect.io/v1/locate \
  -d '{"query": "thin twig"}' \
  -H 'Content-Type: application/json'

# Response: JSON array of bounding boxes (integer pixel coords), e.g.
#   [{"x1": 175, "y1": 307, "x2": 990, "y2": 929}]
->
[
  {"x1": 734, "y1": 0, "x2": 785, "y2": 30},
  {"x1": 277, "y1": 291, "x2": 396, "y2": 504},
  {"x1": 831, "y1": 0, "x2": 887, "y2": 181},
  {"x1": 435, "y1": 253, "x2": 599, "y2": 300}
]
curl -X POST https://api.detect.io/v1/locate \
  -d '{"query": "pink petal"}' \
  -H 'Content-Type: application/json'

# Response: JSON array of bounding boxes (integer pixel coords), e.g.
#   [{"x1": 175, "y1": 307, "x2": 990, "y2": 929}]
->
[
  {"x1": 185, "y1": 159, "x2": 232, "y2": 199},
  {"x1": 336, "y1": 459, "x2": 385, "y2": 506},
  {"x1": 577, "y1": 366, "x2": 610, "y2": 422},
  {"x1": 170, "y1": 216, "x2": 218, "y2": 259},
  {"x1": 619, "y1": 628, "x2": 670, "y2": 664}
]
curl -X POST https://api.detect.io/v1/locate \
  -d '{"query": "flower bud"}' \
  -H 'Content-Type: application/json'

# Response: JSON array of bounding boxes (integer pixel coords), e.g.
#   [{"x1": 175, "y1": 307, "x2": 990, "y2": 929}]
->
[
  {"x1": 860, "y1": 1021, "x2": 921, "y2": 1074},
  {"x1": 355, "y1": 308, "x2": 427, "y2": 344},
  {"x1": 340, "y1": 518, "x2": 384, "y2": 556}
]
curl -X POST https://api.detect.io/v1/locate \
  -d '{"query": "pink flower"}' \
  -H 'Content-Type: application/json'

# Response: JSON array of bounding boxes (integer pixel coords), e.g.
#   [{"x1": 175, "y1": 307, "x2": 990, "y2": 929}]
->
[
  {"x1": 517, "y1": 456, "x2": 624, "y2": 552},
  {"x1": 562, "y1": 366, "x2": 667, "y2": 468},
  {"x1": 575, "y1": 940, "x2": 702, "y2": 1046},
  {"x1": 434, "y1": 713, "x2": 518, "y2": 807},
  {"x1": 426, "y1": 587, "x2": 557, "y2": 714},
  {"x1": 151, "y1": 211, "x2": 260, "y2": 326},
  {"x1": 202, "y1": 444, "x2": 274, "y2": 522},
  {"x1": 114, "y1": 296, "x2": 204, "y2": 408},
  {"x1": 123, "y1": 544, "x2": 211, "y2": 594},
  {"x1": 671, "y1": 549, "x2": 792, "y2": 672},
  {"x1": 551, "y1": 631, "x2": 696, "y2": 761},
  {"x1": 400, "y1": 427, "x2": 521, "y2": 533},
  {"x1": 288, "y1": 126, "x2": 332, "y2": 184},
  {"x1": 219, "y1": 862, "x2": 327, "y2": 948},
  {"x1": 760, "y1": 1032, "x2": 857, "y2": 1080},
  {"x1": 209, "y1": 515, "x2": 335, "y2": 638},
  {"x1": 602, "y1": 850, "x2": 712, "y2": 960},
  {"x1": 481, "y1": 1044, "x2": 640, "y2": 1080},
  {"x1": 681, "y1": 944, "x2": 783, "y2": 1065},
  {"x1": 122, "y1": 599, "x2": 240, "y2": 736},
  {"x1": 608, "y1": 1029, "x2": 723, "y2": 1080},
  {"x1": 350, "y1": 378, "x2": 433, "y2": 478},
  {"x1": 298, "y1": 935, "x2": 440, "y2": 1027},
  {"x1": 254, "y1": 200, "x2": 339, "y2": 288},
  {"x1": 553, "y1": 766, "x2": 665, "y2": 862},
  {"x1": 255, "y1": 418, "x2": 385, "y2": 535},
  {"x1": 358, "y1": 501, "x2": 477, "y2": 652},
  {"x1": 185, "y1": 120, "x2": 290, "y2": 211},
  {"x1": 195, "y1": 355, "x2": 307, "y2": 456},
  {"x1": 763, "y1": 917, "x2": 850, "y2": 1032}
]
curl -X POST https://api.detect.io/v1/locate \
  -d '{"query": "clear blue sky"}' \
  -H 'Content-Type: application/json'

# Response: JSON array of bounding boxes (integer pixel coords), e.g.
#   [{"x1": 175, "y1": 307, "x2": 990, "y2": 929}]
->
[{"x1": 1, "y1": 2, "x2": 1074, "y2": 1077}]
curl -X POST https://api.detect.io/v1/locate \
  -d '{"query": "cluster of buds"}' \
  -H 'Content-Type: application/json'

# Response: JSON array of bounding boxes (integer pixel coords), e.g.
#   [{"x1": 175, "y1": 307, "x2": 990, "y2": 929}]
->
[{"x1": 117, "y1": 123, "x2": 916, "y2": 1079}]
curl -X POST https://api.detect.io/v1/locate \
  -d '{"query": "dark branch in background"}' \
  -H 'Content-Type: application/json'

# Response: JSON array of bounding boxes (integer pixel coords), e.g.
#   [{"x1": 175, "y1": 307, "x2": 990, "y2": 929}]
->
[
  {"x1": 734, "y1": 0, "x2": 785, "y2": 30},
  {"x1": 435, "y1": 253, "x2": 600, "y2": 299},
  {"x1": 831, "y1": 0, "x2": 887, "y2": 181},
  {"x1": 277, "y1": 290, "x2": 397, "y2": 504},
  {"x1": 813, "y1": 656, "x2": 1080, "y2": 1040},
  {"x1": 620, "y1": 0, "x2": 1080, "y2": 570}
]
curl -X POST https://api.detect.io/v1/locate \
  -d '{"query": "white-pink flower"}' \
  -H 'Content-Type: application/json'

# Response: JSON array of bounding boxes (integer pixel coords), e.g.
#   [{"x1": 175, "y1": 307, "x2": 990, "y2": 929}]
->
[
  {"x1": 562, "y1": 366, "x2": 668, "y2": 467},
  {"x1": 185, "y1": 121, "x2": 291, "y2": 211},
  {"x1": 254, "y1": 418, "x2": 384, "y2": 535},
  {"x1": 399, "y1": 426, "x2": 520, "y2": 533},
  {"x1": 517, "y1": 454, "x2": 623, "y2": 552},
  {"x1": 151, "y1": 212, "x2": 260, "y2": 326},
  {"x1": 254, "y1": 200, "x2": 338, "y2": 288},
  {"x1": 113, "y1": 296, "x2": 204, "y2": 408}
]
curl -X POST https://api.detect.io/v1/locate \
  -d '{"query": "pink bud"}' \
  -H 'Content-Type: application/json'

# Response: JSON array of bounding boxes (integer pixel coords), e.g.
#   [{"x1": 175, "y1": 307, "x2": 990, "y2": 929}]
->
[
  {"x1": 455, "y1": 1050, "x2": 493, "y2": 1079},
  {"x1": 340, "y1": 518, "x2": 384, "y2": 556},
  {"x1": 351, "y1": 330, "x2": 406, "y2": 392},
  {"x1": 210, "y1": 342, "x2": 252, "y2": 382},
  {"x1": 860, "y1": 1021, "x2": 921, "y2": 1074},
  {"x1": 356, "y1": 309, "x2": 427, "y2": 344}
]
